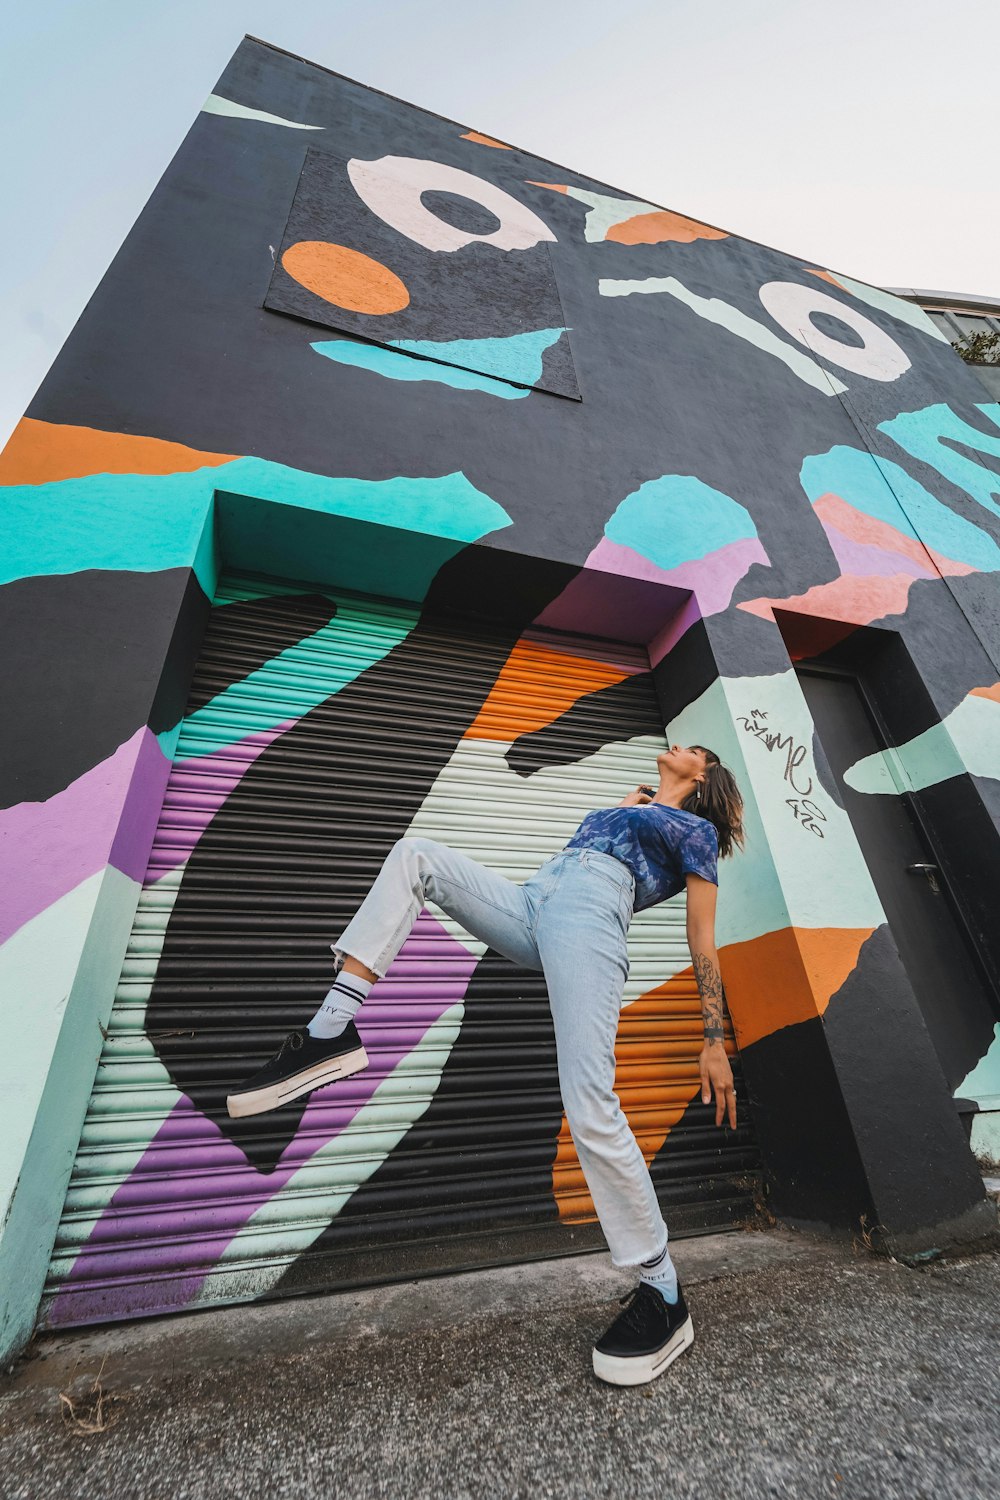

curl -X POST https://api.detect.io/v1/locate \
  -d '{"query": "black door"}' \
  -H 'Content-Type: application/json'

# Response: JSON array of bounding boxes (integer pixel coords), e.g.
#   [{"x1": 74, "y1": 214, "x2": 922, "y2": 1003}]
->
[{"x1": 796, "y1": 665, "x2": 999, "y2": 1106}]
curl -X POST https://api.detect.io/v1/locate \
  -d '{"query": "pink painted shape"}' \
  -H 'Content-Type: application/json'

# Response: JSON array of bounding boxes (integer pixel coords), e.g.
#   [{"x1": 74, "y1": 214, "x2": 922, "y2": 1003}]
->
[
  {"x1": 0, "y1": 727, "x2": 169, "y2": 945},
  {"x1": 738, "y1": 572, "x2": 923, "y2": 624},
  {"x1": 47, "y1": 910, "x2": 478, "y2": 1324},
  {"x1": 815, "y1": 491, "x2": 976, "y2": 580},
  {"x1": 586, "y1": 533, "x2": 770, "y2": 617},
  {"x1": 146, "y1": 720, "x2": 296, "y2": 881}
]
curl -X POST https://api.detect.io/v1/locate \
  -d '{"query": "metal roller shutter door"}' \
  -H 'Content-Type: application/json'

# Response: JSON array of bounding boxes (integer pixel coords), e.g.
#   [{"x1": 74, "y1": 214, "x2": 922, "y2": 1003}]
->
[{"x1": 42, "y1": 571, "x2": 762, "y2": 1329}]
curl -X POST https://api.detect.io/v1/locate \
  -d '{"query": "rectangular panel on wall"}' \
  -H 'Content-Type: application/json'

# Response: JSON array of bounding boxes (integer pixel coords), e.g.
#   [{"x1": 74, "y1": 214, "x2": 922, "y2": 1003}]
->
[{"x1": 40, "y1": 572, "x2": 761, "y2": 1330}]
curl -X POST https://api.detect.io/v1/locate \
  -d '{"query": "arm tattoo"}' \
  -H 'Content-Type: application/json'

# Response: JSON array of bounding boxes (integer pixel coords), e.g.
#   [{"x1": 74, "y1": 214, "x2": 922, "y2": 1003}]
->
[{"x1": 691, "y1": 949, "x2": 728, "y2": 1042}]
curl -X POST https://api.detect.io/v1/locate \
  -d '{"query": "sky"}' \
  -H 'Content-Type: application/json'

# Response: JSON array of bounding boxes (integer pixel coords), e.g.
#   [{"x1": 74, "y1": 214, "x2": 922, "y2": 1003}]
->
[{"x1": 2, "y1": 0, "x2": 997, "y2": 448}]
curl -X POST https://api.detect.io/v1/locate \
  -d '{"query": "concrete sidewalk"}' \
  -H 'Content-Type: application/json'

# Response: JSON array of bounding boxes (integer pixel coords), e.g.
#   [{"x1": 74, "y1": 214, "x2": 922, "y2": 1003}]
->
[{"x1": 3, "y1": 1222, "x2": 999, "y2": 1500}]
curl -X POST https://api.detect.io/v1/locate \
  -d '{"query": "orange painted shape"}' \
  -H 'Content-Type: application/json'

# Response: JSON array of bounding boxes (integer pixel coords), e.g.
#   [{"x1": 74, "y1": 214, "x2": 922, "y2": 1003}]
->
[
  {"x1": 461, "y1": 130, "x2": 511, "y2": 149},
  {"x1": 281, "y1": 241, "x2": 410, "y2": 315},
  {"x1": 721, "y1": 926, "x2": 875, "y2": 1050},
  {"x1": 970, "y1": 681, "x2": 1000, "y2": 703},
  {"x1": 606, "y1": 210, "x2": 728, "y2": 246},
  {"x1": 526, "y1": 181, "x2": 568, "y2": 193},
  {"x1": 551, "y1": 971, "x2": 726, "y2": 1222},
  {"x1": 806, "y1": 268, "x2": 847, "y2": 290},
  {"x1": 463, "y1": 639, "x2": 634, "y2": 741},
  {"x1": 0, "y1": 418, "x2": 237, "y2": 486}
]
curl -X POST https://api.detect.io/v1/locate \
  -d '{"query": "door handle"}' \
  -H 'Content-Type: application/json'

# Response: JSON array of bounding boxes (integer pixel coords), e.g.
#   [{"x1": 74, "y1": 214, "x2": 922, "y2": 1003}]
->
[{"x1": 906, "y1": 862, "x2": 941, "y2": 893}]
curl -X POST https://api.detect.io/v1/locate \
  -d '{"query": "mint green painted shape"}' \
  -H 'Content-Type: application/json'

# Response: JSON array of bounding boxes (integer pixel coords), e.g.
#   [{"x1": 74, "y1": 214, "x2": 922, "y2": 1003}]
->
[
  {"x1": 956, "y1": 1022, "x2": 1000, "y2": 1110},
  {"x1": 1, "y1": 461, "x2": 511, "y2": 592},
  {"x1": 312, "y1": 340, "x2": 529, "y2": 398},
  {"x1": 190, "y1": 1003, "x2": 464, "y2": 1305},
  {"x1": 563, "y1": 186, "x2": 659, "y2": 243},
  {"x1": 696, "y1": 670, "x2": 886, "y2": 933},
  {"x1": 800, "y1": 444, "x2": 1000, "y2": 571},
  {"x1": 173, "y1": 595, "x2": 420, "y2": 757},
  {"x1": 0, "y1": 866, "x2": 140, "y2": 1362},
  {"x1": 202, "y1": 94, "x2": 324, "y2": 130},
  {"x1": 598, "y1": 276, "x2": 848, "y2": 396},
  {"x1": 844, "y1": 691, "x2": 1000, "y2": 795},
  {"x1": 878, "y1": 403, "x2": 1000, "y2": 518},
  {"x1": 832, "y1": 276, "x2": 950, "y2": 343},
  {"x1": 604, "y1": 474, "x2": 758, "y2": 567},
  {"x1": 970, "y1": 1111, "x2": 1000, "y2": 1164}
]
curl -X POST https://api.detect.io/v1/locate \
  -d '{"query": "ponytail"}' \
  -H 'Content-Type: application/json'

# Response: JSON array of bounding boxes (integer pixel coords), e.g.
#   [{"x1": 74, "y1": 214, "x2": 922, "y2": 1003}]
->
[{"x1": 683, "y1": 746, "x2": 746, "y2": 860}]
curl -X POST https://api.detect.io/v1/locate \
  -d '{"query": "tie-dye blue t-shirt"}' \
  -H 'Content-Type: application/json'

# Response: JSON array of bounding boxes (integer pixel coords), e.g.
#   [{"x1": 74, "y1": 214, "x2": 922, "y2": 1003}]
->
[{"x1": 564, "y1": 804, "x2": 719, "y2": 913}]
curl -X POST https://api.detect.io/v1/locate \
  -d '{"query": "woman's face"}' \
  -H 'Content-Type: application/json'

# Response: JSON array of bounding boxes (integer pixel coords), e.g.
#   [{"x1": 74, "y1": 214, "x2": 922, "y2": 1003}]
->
[{"x1": 656, "y1": 744, "x2": 710, "y2": 782}]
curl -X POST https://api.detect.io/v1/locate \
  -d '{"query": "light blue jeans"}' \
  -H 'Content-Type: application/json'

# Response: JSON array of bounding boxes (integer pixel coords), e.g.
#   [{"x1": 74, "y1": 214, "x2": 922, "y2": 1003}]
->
[{"x1": 331, "y1": 835, "x2": 675, "y2": 1279}]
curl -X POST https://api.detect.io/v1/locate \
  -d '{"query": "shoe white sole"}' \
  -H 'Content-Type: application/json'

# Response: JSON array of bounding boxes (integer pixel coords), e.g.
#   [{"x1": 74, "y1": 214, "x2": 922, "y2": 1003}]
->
[
  {"x1": 226, "y1": 1045, "x2": 370, "y2": 1118},
  {"x1": 592, "y1": 1314, "x2": 694, "y2": 1387}
]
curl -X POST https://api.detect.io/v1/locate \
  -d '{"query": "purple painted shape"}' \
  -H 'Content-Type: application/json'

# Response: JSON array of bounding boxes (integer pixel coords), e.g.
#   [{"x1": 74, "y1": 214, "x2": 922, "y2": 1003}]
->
[
  {"x1": 822, "y1": 526, "x2": 937, "y2": 581},
  {"x1": 0, "y1": 727, "x2": 170, "y2": 945},
  {"x1": 534, "y1": 561, "x2": 689, "y2": 645},
  {"x1": 46, "y1": 910, "x2": 479, "y2": 1324},
  {"x1": 147, "y1": 720, "x2": 296, "y2": 881},
  {"x1": 586, "y1": 533, "x2": 770, "y2": 617}
]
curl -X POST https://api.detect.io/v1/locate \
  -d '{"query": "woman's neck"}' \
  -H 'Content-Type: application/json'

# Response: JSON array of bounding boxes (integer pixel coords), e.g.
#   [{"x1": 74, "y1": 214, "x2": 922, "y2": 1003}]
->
[{"x1": 650, "y1": 775, "x2": 693, "y2": 809}]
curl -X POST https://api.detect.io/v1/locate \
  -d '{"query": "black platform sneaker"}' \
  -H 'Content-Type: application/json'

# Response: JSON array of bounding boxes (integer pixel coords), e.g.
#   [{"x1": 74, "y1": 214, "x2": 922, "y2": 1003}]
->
[
  {"x1": 592, "y1": 1279, "x2": 694, "y2": 1387},
  {"x1": 226, "y1": 1023, "x2": 369, "y2": 1119}
]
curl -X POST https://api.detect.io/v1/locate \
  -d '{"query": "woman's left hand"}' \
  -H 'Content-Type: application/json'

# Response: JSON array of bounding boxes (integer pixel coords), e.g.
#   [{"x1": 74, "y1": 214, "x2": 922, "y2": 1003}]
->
[
  {"x1": 699, "y1": 1042, "x2": 737, "y2": 1128},
  {"x1": 619, "y1": 785, "x2": 654, "y2": 807}
]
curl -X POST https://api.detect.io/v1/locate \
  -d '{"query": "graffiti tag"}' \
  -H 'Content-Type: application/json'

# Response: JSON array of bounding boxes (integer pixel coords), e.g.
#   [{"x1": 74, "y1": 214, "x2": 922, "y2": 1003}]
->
[{"x1": 737, "y1": 707, "x2": 827, "y2": 837}]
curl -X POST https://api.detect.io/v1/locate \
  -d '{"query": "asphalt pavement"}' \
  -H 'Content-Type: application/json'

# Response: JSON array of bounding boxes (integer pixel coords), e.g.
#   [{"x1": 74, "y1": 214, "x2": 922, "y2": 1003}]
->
[{"x1": 3, "y1": 1210, "x2": 999, "y2": 1500}]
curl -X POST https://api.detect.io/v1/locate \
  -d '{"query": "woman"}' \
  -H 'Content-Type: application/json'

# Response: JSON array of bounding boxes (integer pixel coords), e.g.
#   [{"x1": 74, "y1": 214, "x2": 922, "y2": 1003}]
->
[{"x1": 227, "y1": 742, "x2": 746, "y2": 1388}]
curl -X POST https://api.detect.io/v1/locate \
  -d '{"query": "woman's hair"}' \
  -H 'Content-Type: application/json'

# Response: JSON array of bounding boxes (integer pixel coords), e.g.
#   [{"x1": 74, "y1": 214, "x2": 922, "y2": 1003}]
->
[{"x1": 681, "y1": 745, "x2": 746, "y2": 860}]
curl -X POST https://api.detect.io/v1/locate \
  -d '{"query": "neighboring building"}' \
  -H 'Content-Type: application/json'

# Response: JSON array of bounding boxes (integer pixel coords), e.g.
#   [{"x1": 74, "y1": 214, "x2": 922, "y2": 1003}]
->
[
  {"x1": 2, "y1": 36, "x2": 999, "y2": 1361},
  {"x1": 889, "y1": 288, "x2": 1000, "y2": 400}
]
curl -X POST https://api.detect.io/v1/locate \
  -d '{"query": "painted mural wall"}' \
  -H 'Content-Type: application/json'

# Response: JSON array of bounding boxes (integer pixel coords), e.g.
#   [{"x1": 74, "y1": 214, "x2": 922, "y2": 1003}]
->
[{"x1": 3, "y1": 35, "x2": 1000, "y2": 1348}]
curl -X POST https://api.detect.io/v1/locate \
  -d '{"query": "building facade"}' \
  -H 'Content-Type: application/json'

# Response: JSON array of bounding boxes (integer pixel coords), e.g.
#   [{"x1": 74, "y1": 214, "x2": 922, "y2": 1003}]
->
[{"x1": 3, "y1": 36, "x2": 999, "y2": 1360}]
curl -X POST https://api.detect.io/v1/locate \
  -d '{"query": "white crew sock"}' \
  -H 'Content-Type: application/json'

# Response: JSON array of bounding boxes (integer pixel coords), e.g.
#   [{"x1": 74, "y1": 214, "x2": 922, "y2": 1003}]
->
[
  {"x1": 638, "y1": 1241, "x2": 679, "y2": 1303},
  {"x1": 307, "y1": 971, "x2": 373, "y2": 1039}
]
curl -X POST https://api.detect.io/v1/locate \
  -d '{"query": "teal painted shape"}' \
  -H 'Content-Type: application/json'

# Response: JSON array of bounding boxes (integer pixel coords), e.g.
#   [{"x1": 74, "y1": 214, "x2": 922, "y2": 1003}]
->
[
  {"x1": 390, "y1": 328, "x2": 566, "y2": 385},
  {"x1": 0, "y1": 460, "x2": 511, "y2": 592},
  {"x1": 604, "y1": 474, "x2": 759, "y2": 568},
  {"x1": 313, "y1": 340, "x2": 528, "y2": 398},
  {"x1": 174, "y1": 596, "x2": 419, "y2": 756},
  {"x1": 312, "y1": 327, "x2": 567, "y2": 396},
  {"x1": 878, "y1": 403, "x2": 1000, "y2": 518},
  {"x1": 0, "y1": 470, "x2": 217, "y2": 590},
  {"x1": 800, "y1": 444, "x2": 1000, "y2": 571}
]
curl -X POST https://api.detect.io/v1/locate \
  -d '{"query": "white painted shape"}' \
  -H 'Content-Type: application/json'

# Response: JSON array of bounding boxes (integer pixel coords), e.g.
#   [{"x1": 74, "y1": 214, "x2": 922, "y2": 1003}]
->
[
  {"x1": 832, "y1": 275, "x2": 951, "y2": 344},
  {"x1": 598, "y1": 276, "x2": 848, "y2": 396},
  {"x1": 564, "y1": 186, "x2": 660, "y2": 243},
  {"x1": 347, "y1": 156, "x2": 556, "y2": 252},
  {"x1": 191, "y1": 1002, "x2": 464, "y2": 1303},
  {"x1": 202, "y1": 94, "x2": 324, "y2": 130},
  {"x1": 759, "y1": 281, "x2": 910, "y2": 381}
]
